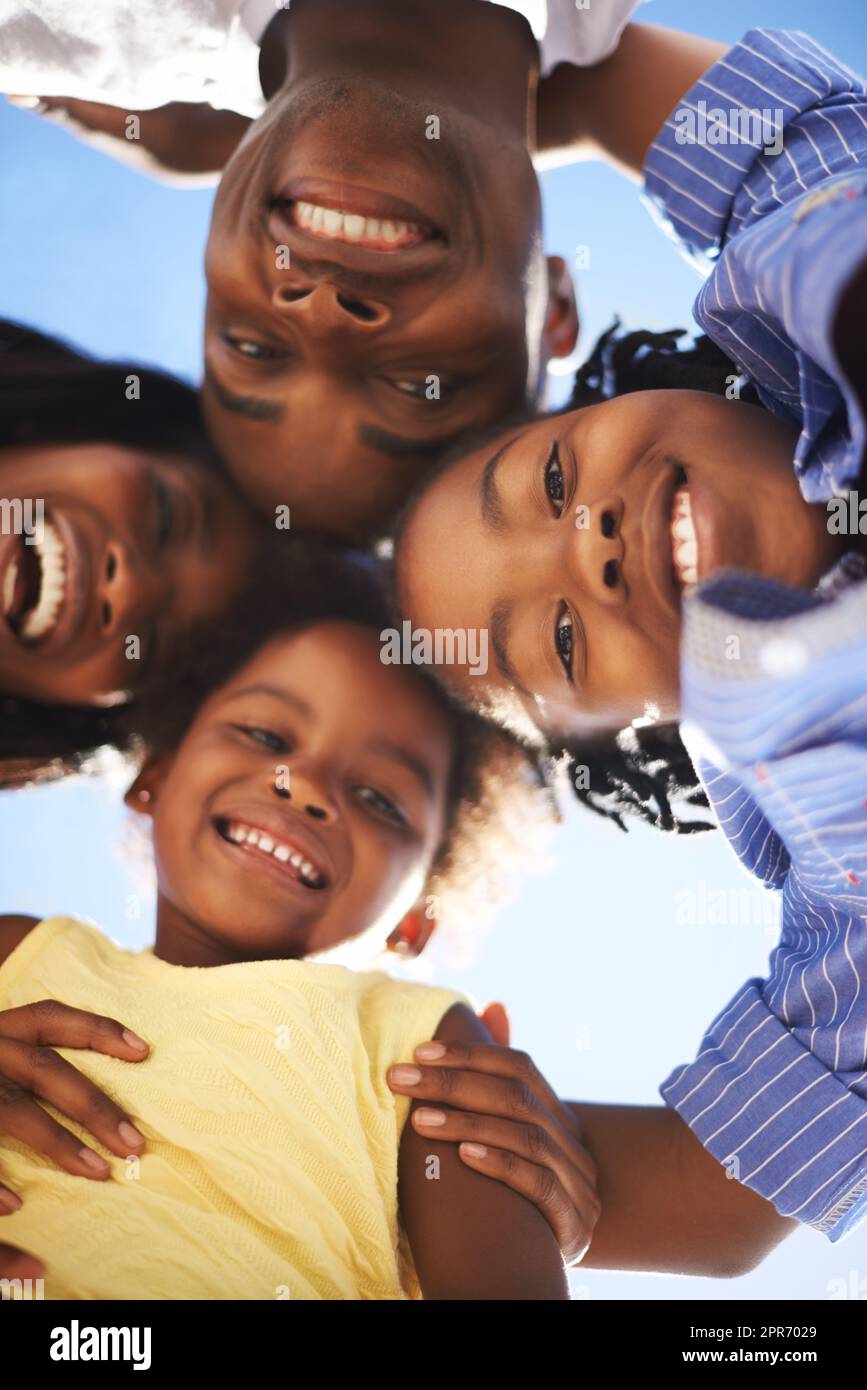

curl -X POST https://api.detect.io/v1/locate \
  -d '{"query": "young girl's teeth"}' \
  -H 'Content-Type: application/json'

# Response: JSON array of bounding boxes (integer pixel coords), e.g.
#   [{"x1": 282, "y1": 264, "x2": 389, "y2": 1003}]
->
[
  {"x1": 670, "y1": 485, "x2": 699, "y2": 592},
  {"x1": 273, "y1": 844, "x2": 291, "y2": 863},
  {"x1": 222, "y1": 821, "x2": 324, "y2": 885}
]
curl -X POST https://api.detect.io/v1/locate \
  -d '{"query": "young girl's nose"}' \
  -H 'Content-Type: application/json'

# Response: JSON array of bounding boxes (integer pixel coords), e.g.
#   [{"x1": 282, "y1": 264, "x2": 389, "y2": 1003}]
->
[
  {"x1": 271, "y1": 766, "x2": 338, "y2": 825},
  {"x1": 565, "y1": 498, "x2": 626, "y2": 606}
]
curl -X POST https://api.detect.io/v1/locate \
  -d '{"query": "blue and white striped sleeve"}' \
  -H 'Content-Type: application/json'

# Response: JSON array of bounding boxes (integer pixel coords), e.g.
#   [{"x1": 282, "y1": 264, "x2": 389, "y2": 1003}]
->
[
  {"x1": 662, "y1": 573, "x2": 867, "y2": 1239},
  {"x1": 643, "y1": 27, "x2": 867, "y2": 264}
]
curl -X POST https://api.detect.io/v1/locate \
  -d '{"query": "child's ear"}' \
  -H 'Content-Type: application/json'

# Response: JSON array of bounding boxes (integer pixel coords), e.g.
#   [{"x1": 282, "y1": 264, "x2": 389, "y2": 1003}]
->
[
  {"x1": 386, "y1": 907, "x2": 437, "y2": 959},
  {"x1": 543, "y1": 254, "x2": 579, "y2": 360},
  {"x1": 123, "y1": 753, "x2": 174, "y2": 818}
]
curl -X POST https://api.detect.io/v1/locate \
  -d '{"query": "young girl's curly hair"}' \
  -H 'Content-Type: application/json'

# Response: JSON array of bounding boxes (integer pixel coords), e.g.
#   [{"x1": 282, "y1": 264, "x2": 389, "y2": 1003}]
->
[{"x1": 125, "y1": 540, "x2": 557, "y2": 930}]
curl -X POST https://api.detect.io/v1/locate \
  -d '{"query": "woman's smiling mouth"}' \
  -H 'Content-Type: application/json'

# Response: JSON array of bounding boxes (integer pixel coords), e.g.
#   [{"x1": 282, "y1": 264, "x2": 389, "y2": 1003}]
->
[{"x1": 0, "y1": 510, "x2": 87, "y2": 649}]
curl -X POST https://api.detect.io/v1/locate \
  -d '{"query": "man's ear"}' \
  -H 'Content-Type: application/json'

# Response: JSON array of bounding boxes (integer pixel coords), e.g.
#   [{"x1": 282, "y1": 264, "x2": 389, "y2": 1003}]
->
[
  {"x1": 543, "y1": 254, "x2": 579, "y2": 360},
  {"x1": 123, "y1": 753, "x2": 174, "y2": 817}
]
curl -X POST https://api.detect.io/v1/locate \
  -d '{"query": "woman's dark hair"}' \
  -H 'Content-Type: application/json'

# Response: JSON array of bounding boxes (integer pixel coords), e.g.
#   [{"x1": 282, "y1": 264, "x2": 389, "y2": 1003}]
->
[
  {"x1": 0, "y1": 319, "x2": 226, "y2": 788},
  {"x1": 556, "y1": 321, "x2": 758, "y2": 836}
]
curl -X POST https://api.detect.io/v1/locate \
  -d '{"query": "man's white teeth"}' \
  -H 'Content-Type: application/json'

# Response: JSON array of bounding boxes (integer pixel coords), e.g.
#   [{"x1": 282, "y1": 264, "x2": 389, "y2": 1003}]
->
[
  {"x1": 293, "y1": 201, "x2": 419, "y2": 248},
  {"x1": 222, "y1": 821, "x2": 325, "y2": 886},
  {"x1": 14, "y1": 521, "x2": 67, "y2": 640},
  {"x1": 670, "y1": 485, "x2": 698, "y2": 590}
]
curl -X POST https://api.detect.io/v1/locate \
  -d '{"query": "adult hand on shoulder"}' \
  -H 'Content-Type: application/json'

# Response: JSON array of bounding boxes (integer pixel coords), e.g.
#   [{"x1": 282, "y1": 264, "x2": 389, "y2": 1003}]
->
[
  {"x1": 388, "y1": 1004, "x2": 600, "y2": 1266},
  {"x1": 0, "y1": 1000, "x2": 150, "y2": 1209}
]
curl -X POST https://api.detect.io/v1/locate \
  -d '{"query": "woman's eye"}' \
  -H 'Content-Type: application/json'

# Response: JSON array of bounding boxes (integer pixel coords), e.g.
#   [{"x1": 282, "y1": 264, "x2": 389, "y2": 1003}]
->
[
  {"x1": 555, "y1": 606, "x2": 574, "y2": 681},
  {"x1": 233, "y1": 724, "x2": 288, "y2": 753},
  {"x1": 355, "y1": 785, "x2": 407, "y2": 828},
  {"x1": 544, "y1": 441, "x2": 565, "y2": 514},
  {"x1": 223, "y1": 333, "x2": 281, "y2": 361},
  {"x1": 155, "y1": 479, "x2": 173, "y2": 549}
]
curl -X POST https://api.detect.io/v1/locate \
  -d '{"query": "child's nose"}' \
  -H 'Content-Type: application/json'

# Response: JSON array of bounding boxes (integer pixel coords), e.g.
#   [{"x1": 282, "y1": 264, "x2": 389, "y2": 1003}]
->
[
  {"x1": 566, "y1": 498, "x2": 626, "y2": 606},
  {"x1": 271, "y1": 766, "x2": 338, "y2": 824}
]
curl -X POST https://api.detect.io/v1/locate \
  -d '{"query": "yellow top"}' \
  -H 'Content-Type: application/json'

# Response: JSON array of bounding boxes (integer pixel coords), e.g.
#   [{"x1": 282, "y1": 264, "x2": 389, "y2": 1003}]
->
[{"x1": 0, "y1": 917, "x2": 467, "y2": 1301}]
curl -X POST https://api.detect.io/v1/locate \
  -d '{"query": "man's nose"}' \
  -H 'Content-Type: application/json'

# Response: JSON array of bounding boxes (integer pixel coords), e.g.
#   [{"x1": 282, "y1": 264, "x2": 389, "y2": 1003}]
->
[
  {"x1": 564, "y1": 497, "x2": 626, "y2": 606},
  {"x1": 272, "y1": 279, "x2": 390, "y2": 335}
]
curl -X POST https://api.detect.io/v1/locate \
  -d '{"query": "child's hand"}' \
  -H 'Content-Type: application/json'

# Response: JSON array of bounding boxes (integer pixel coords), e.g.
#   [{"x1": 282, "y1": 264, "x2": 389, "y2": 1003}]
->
[
  {"x1": 0, "y1": 1241, "x2": 43, "y2": 1283},
  {"x1": 0, "y1": 1001, "x2": 149, "y2": 1204},
  {"x1": 388, "y1": 1035, "x2": 600, "y2": 1265}
]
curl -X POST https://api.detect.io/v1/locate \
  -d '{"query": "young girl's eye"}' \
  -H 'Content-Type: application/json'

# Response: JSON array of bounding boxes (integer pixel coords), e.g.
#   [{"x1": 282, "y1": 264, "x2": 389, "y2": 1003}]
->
[
  {"x1": 233, "y1": 724, "x2": 288, "y2": 754},
  {"x1": 544, "y1": 441, "x2": 565, "y2": 514},
  {"x1": 355, "y1": 785, "x2": 407, "y2": 828},
  {"x1": 555, "y1": 605, "x2": 574, "y2": 682}
]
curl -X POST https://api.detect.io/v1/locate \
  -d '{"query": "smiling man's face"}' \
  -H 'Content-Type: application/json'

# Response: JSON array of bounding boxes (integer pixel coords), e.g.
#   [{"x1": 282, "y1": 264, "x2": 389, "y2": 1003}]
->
[{"x1": 202, "y1": 74, "x2": 577, "y2": 537}]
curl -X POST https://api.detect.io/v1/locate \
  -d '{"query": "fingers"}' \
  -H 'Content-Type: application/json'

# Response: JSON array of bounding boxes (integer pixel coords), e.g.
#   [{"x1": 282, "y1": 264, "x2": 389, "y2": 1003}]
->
[
  {"x1": 408, "y1": 1038, "x2": 569, "y2": 1124},
  {"x1": 410, "y1": 1102, "x2": 598, "y2": 1209},
  {"x1": 478, "y1": 1002, "x2": 510, "y2": 1046},
  {"x1": 0, "y1": 1242, "x2": 44, "y2": 1282},
  {"x1": 0, "y1": 1000, "x2": 149, "y2": 1058},
  {"x1": 0, "y1": 1038, "x2": 146, "y2": 1170},
  {"x1": 457, "y1": 1143, "x2": 597, "y2": 1266},
  {"x1": 0, "y1": 1184, "x2": 21, "y2": 1214}
]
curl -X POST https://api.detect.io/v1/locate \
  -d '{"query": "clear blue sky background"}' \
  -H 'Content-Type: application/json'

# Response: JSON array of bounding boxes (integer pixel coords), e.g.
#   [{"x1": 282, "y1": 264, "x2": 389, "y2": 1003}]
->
[{"x1": 2, "y1": 0, "x2": 866, "y2": 1301}]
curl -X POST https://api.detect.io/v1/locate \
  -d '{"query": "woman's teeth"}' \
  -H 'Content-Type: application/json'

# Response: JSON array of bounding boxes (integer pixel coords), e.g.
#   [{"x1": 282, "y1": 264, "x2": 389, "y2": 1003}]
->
[
  {"x1": 1, "y1": 520, "x2": 67, "y2": 641},
  {"x1": 219, "y1": 820, "x2": 326, "y2": 889},
  {"x1": 291, "y1": 200, "x2": 424, "y2": 250},
  {"x1": 670, "y1": 485, "x2": 698, "y2": 592}
]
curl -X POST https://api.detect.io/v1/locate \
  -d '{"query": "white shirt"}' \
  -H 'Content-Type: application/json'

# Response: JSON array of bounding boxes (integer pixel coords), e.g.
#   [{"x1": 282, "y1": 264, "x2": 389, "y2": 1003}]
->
[{"x1": 0, "y1": 0, "x2": 640, "y2": 117}]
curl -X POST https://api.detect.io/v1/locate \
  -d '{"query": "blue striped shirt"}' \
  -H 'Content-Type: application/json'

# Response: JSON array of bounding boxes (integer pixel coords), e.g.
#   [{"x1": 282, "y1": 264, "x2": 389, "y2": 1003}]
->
[
  {"x1": 643, "y1": 27, "x2": 867, "y2": 503},
  {"x1": 643, "y1": 29, "x2": 867, "y2": 1238},
  {"x1": 666, "y1": 570, "x2": 867, "y2": 1239}
]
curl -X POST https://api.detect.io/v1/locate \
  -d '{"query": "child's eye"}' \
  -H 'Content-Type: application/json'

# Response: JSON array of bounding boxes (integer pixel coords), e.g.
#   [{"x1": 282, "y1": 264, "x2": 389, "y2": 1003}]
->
[
  {"x1": 555, "y1": 605, "x2": 574, "y2": 682},
  {"x1": 355, "y1": 786, "x2": 407, "y2": 828},
  {"x1": 544, "y1": 440, "x2": 565, "y2": 514},
  {"x1": 232, "y1": 724, "x2": 288, "y2": 753}
]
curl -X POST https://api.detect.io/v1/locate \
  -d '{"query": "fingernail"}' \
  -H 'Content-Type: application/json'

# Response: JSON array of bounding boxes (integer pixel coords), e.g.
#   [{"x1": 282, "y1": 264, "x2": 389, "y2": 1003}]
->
[
  {"x1": 414, "y1": 1108, "x2": 446, "y2": 1127},
  {"x1": 118, "y1": 1121, "x2": 145, "y2": 1149},
  {"x1": 415, "y1": 1042, "x2": 446, "y2": 1061},
  {"x1": 390, "y1": 1066, "x2": 422, "y2": 1086},
  {"x1": 0, "y1": 1186, "x2": 22, "y2": 1212},
  {"x1": 78, "y1": 1147, "x2": 109, "y2": 1173},
  {"x1": 460, "y1": 1143, "x2": 488, "y2": 1159},
  {"x1": 122, "y1": 1029, "x2": 149, "y2": 1052}
]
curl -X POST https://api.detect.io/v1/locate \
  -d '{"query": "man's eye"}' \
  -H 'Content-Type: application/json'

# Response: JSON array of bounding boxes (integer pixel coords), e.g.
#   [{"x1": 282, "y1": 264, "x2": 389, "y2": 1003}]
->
[
  {"x1": 555, "y1": 605, "x2": 574, "y2": 681},
  {"x1": 355, "y1": 785, "x2": 407, "y2": 827},
  {"x1": 222, "y1": 333, "x2": 281, "y2": 361},
  {"x1": 386, "y1": 377, "x2": 430, "y2": 400},
  {"x1": 544, "y1": 441, "x2": 565, "y2": 514},
  {"x1": 233, "y1": 724, "x2": 288, "y2": 753}
]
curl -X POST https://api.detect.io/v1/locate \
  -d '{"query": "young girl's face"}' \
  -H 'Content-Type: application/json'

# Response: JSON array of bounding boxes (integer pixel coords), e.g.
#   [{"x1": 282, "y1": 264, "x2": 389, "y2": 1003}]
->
[
  {"x1": 397, "y1": 390, "x2": 844, "y2": 736},
  {"x1": 143, "y1": 622, "x2": 455, "y2": 963},
  {"x1": 0, "y1": 442, "x2": 255, "y2": 706}
]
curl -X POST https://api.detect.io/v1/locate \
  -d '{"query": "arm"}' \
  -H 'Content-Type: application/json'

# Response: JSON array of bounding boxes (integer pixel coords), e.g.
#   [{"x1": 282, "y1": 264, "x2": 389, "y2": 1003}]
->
[
  {"x1": 5, "y1": 96, "x2": 251, "y2": 184},
  {"x1": 389, "y1": 1039, "x2": 792, "y2": 1279},
  {"x1": 398, "y1": 1005, "x2": 569, "y2": 1299},
  {"x1": 571, "y1": 1103, "x2": 794, "y2": 1277},
  {"x1": 536, "y1": 23, "x2": 727, "y2": 177}
]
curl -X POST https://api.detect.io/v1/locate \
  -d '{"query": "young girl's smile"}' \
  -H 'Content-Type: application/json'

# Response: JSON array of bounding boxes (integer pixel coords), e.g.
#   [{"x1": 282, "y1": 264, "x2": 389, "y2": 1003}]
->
[
  {"x1": 0, "y1": 442, "x2": 255, "y2": 706},
  {"x1": 396, "y1": 389, "x2": 844, "y2": 735},
  {"x1": 134, "y1": 622, "x2": 456, "y2": 966}
]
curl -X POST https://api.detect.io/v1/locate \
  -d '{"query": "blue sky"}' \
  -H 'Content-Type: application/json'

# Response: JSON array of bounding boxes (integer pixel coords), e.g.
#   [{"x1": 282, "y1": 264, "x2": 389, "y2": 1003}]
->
[{"x1": 2, "y1": 0, "x2": 867, "y2": 1301}]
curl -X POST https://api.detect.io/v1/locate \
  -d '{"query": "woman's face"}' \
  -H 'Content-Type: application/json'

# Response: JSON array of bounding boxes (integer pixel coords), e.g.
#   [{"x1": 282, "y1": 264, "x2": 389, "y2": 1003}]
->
[
  {"x1": 0, "y1": 442, "x2": 255, "y2": 705},
  {"x1": 397, "y1": 390, "x2": 843, "y2": 736},
  {"x1": 145, "y1": 622, "x2": 455, "y2": 962}
]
